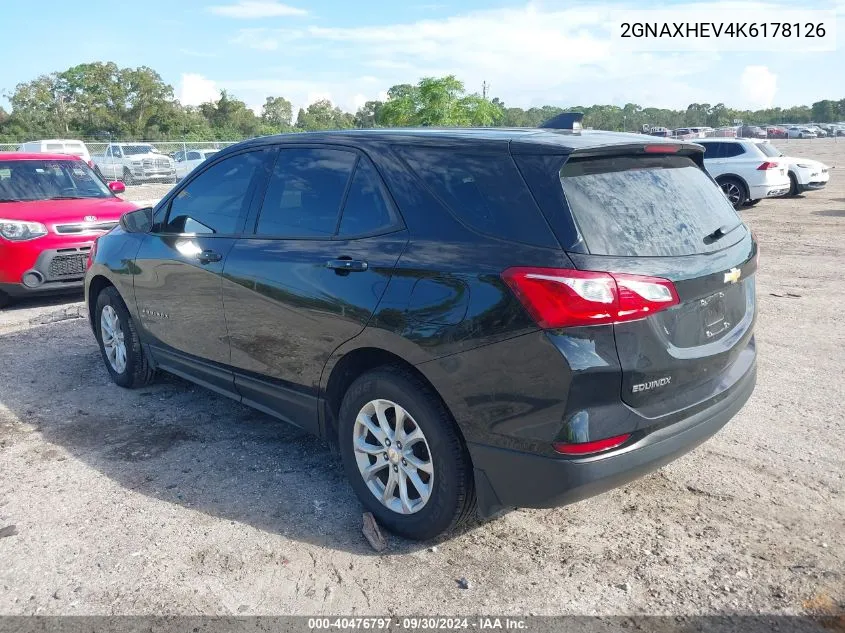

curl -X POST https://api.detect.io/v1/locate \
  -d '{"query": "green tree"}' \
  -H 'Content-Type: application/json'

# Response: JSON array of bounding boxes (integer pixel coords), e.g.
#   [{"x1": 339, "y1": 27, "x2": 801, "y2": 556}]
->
[
  {"x1": 354, "y1": 100, "x2": 384, "y2": 128},
  {"x1": 261, "y1": 96, "x2": 293, "y2": 129},
  {"x1": 294, "y1": 99, "x2": 353, "y2": 131}
]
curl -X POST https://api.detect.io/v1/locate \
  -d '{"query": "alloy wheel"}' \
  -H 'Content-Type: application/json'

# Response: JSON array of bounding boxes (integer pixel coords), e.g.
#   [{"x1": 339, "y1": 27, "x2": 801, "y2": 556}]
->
[
  {"x1": 100, "y1": 305, "x2": 127, "y2": 374},
  {"x1": 353, "y1": 399, "x2": 434, "y2": 515},
  {"x1": 721, "y1": 182, "x2": 742, "y2": 206}
]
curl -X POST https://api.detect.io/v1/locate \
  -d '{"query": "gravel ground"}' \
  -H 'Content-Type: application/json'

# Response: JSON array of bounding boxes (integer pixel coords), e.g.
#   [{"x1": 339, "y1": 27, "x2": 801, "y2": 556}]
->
[{"x1": 0, "y1": 139, "x2": 843, "y2": 617}]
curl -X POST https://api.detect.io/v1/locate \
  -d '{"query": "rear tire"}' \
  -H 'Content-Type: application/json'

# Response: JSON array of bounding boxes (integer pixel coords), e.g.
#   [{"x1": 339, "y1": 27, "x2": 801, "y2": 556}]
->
[
  {"x1": 94, "y1": 286, "x2": 155, "y2": 388},
  {"x1": 338, "y1": 366, "x2": 476, "y2": 541},
  {"x1": 788, "y1": 172, "x2": 799, "y2": 197},
  {"x1": 0, "y1": 291, "x2": 10, "y2": 309},
  {"x1": 717, "y1": 177, "x2": 748, "y2": 210}
]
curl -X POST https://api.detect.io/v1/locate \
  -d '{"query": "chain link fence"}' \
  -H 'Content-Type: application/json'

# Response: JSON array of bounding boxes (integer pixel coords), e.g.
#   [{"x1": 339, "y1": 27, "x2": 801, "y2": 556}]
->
[{"x1": 0, "y1": 141, "x2": 242, "y2": 154}]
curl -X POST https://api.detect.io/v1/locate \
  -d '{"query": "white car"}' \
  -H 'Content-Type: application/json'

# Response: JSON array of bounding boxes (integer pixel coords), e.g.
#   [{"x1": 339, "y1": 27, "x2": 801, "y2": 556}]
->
[
  {"x1": 787, "y1": 127, "x2": 817, "y2": 139},
  {"x1": 697, "y1": 138, "x2": 790, "y2": 209},
  {"x1": 172, "y1": 149, "x2": 219, "y2": 180},
  {"x1": 755, "y1": 140, "x2": 831, "y2": 196}
]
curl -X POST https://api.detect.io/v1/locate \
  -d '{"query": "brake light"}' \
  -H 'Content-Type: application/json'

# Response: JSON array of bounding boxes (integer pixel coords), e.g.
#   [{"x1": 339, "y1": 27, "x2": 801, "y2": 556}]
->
[
  {"x1": 553, "y1": 433, "x2": 632, "y2": 455},
  {"x1": 86, "y1": 238, "x2": 98, "y2": 270},
  {"x1": 501, "y1": 267, "x2": 679, "y2": 329},
  {"x1": 757, "y1": 161, "x2": 779, "y2": 170},
  {"x1": 644, "y1": 145, "x2": 679, "y2": 153}
]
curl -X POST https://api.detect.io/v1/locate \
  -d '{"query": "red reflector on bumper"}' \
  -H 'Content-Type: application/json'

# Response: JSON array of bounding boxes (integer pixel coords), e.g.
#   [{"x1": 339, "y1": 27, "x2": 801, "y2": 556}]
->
[{"x1": 553, "y1": 433, "x2": 631, "y2": 456}]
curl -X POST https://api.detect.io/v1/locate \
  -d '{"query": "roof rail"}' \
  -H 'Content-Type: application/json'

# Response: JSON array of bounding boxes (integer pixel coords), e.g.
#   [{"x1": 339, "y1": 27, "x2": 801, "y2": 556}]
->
[{"x1": 539, "y1": 112, "x2": 584, "y2": 131}]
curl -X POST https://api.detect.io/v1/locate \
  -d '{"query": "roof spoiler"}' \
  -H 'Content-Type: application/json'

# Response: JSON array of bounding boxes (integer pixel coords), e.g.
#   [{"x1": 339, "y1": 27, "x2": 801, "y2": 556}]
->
[{"x1": 539, "y1": 112, "x2": 584, "y2": 131}]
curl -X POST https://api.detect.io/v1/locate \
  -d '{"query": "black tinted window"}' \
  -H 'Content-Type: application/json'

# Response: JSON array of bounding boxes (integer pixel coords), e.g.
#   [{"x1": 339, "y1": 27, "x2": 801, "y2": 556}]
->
[
  {"x1": 560, "y1": 155, "x2": 744, "y2": 257},
  {"x1": 396, "y1": 147, "x2": 553, "y2": 247},
  {"x1": 723, "y1": 144, "x2": 745, "y2": 158},
  {"x1": 164, "y1": 151, "x2": 265, "y2": 234},
  {"x1": 338, "y1": 158, "x2": 396, "y2": 236},
  {"x1": 701, "y1": 142, "x2": 723, "y2": 158},
  {"x1": 257, "y1": 148, "x2": 356, "y2": 238}
]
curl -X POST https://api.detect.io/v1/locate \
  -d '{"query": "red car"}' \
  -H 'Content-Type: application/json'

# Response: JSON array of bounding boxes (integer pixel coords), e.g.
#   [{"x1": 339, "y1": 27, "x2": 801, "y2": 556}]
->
[{"x1": 0, "y1": 153, "x2": 138, "y2": 307}]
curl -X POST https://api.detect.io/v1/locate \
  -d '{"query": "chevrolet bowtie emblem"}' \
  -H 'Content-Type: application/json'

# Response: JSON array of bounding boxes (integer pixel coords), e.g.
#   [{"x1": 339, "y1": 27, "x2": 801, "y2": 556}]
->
[{"x1": 724, "y1": 268, "x2": 741, "y2": 284}]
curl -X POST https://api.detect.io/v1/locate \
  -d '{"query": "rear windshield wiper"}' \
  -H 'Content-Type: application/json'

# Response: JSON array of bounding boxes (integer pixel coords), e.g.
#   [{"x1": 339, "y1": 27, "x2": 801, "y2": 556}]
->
[{"x1": 703, "y1": 223, "x2": 742, "y2": 245}]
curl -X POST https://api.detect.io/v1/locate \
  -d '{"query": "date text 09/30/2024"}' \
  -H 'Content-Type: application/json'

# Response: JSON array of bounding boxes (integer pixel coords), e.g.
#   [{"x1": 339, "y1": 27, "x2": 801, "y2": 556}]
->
[{"x1": 307, "y1": 617, "x2": 527, "y2": 630}]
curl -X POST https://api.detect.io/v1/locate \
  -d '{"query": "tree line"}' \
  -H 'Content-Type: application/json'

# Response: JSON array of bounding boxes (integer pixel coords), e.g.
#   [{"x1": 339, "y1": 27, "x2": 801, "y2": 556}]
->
[{"x1": 1, "y1": 62, "x2": 844, "y2": 142}]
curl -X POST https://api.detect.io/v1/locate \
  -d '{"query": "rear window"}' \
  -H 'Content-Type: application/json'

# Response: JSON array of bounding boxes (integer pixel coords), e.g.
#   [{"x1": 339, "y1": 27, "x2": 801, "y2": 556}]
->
[
  {"x1": 560, "y1": 155, "x2": 744, "y2": 257},
  {"x1": 395, "y1": 147, "x2": 556, "y2": 248}
]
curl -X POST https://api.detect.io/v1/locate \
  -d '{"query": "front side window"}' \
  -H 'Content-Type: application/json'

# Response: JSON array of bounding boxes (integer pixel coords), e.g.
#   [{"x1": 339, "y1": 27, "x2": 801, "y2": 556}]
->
[
  {"x1": 256, "y1": 148, "x2": 356, "y2": 238},
  {"x1": 163, "y1": 150, "x2": 266, "y2": 235}
]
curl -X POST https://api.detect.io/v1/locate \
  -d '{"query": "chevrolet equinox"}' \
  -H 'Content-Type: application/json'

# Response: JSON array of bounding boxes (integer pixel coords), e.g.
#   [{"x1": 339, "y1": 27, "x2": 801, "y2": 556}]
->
[{"x1": 85, "y1": 123, "x2": 758, "y2": 540}]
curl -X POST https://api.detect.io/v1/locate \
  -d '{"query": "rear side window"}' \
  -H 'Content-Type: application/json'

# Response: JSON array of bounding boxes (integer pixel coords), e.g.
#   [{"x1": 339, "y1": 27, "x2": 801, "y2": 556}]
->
[
  {"x1": 256, "y1": 148, "x2": 356, "y2": 238},
  {"x1": 701, "y1": 143, "x2": 723, "y2": 159},
  {"x1": 337, "y1": 157, "x2": 397, "y2": 237},
  {"x1": 560, "y1": 155, "x2": 743, "y2": 257},
  {"x1": 395, "y1": 147, "x2": 555, "y2": 247},
  {"x1": 722, "y1": 144, "x2": 745, "y2": 158}
]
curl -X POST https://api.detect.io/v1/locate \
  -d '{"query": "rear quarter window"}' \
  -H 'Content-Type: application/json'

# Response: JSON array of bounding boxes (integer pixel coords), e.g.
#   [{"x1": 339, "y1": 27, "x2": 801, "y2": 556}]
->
[
  {"x1": 394, "y1": 146, "x2": 557, "y2": 248},
  {"x1": 560, "y1": 155, "x2": 744, "y2": 257}
]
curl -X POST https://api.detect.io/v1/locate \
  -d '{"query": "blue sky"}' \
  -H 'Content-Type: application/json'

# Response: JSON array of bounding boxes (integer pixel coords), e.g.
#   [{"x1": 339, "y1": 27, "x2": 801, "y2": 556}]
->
[{"x1": 1, "y1": 0, "x2": 843, "y2": 115}]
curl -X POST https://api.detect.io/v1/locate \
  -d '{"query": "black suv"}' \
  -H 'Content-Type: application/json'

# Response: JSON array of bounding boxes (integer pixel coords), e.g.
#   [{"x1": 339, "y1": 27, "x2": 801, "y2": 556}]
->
[{"x1": 85, "y1": 127, "x2": 757, "y2": 540}]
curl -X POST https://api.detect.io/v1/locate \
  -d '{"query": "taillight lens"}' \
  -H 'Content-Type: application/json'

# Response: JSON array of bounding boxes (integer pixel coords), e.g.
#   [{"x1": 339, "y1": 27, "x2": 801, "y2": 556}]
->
[
  {"x1": 86, "y1": 238, "x2": 98, "y2": 270},
  {"x1": 501, "y1": 267, "x2": 679, "y2": 329},
  {"x1": 757, "y1": 161, "x2": 779, "y2": 170},
  {"x1": 554, "y1": 433, "x2": 632, "y2": 455}
]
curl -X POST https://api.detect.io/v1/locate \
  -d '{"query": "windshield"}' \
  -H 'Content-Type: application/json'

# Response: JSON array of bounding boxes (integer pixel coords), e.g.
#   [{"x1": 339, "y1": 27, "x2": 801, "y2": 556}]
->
[
  {"x1": 560, "y1": 154, "x2": 744, "y2": 257},
  {"x1": 122, "y1": 145, "x2": 156, "y2": 155},
  {"x1": 0, "y1": 159, "x2": 113, "y2": 201},
  {"x1": 756, "y1": 143, "x2": 781, "y2": 157},
  {"x1": 201, "y1": 150, "x2": 219, "y2": 159}
]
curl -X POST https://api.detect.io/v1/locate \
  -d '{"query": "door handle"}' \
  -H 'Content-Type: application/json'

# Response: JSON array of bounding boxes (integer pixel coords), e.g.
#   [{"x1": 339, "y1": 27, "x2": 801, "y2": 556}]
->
[
  {"x1": 326, "y1": 258, "x2": 368, "y2": 273},
  {"x1": 197, "y1": 250, "x2": 222, "y2": 264}
]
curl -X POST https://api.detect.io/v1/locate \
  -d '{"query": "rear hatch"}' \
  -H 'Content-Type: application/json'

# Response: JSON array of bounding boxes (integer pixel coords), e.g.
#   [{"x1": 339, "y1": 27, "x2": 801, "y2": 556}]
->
[{"x1": 516, "y1": 146, "x2": 757, "y2": 420}]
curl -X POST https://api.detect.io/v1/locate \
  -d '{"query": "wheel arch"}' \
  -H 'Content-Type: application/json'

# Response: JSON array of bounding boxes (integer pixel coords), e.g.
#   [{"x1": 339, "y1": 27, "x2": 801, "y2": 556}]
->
[
  {"x1": 86, "y1": 273, "x2": 115, "y2": 332},
  {"x1": 320, "y1": 345, "x2": 465, "y2": 454}
]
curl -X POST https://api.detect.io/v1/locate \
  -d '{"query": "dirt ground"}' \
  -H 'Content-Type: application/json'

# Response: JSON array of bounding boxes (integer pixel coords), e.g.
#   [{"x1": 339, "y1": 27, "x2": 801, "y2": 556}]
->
[{"x1": 0, "y1": 139, "x2": 843, "y2": 617}]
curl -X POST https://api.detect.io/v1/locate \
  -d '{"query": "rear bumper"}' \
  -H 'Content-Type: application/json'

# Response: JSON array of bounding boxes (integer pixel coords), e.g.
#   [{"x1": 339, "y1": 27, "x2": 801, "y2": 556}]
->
[
  {"x1": 468, "y1": 361, "x2": 756, "y2": 518},
  {"x1": 749, "y1": 183, "x2": 789, "y2": 199}
]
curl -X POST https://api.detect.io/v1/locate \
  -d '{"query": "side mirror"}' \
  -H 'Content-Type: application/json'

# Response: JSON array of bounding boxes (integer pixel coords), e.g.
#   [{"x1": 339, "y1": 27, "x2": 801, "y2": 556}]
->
[
  {"x1": 108, "y1": 181, "x2": 126, "y2": 194},
  {"x1": 119, "y1": 207, "x2": 154, "y2": 234}
]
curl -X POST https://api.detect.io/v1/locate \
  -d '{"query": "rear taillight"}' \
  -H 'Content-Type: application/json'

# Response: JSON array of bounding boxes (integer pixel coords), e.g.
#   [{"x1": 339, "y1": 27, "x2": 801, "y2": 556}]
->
[
  {"x1": 757, "y1": 161, "x2": 779, "y2": 170},
  {"x1": 501, "y1": 267, "x2": 679, "y2": 329},
  {"x1": 644, "y1": 145, "x2": 679, "y2": 153},
  {"x1": 553, "y1": 433, "x2": 632, "y2": 455},
  {"x1": 86, "y1": 238, "x2": 98, "y2": 270}
]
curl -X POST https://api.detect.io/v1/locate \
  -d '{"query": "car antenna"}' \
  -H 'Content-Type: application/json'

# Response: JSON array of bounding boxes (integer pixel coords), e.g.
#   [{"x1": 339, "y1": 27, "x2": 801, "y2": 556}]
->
[{"x1": 539, "y1": 112, "x2": 584, "y2": 131}]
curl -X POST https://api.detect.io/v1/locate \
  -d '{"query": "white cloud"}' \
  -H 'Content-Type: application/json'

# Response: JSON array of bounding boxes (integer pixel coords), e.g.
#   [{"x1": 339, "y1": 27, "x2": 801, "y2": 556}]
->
[
  {"x1": 208, "y1": 1, "x2": 307, "y2": 19},
  {"x1": 178, "y1": 73, "x2": 220, "y2": 106},
  {"x1": 739, "y1": 66, "x2": 778, "y2": 109}
]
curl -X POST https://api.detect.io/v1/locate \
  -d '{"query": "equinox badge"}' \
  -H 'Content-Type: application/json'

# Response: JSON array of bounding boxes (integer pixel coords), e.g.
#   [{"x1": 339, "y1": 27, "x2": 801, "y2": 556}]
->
[{"x1": 724, "y1": 268, "x2": 741, "y2": 284}]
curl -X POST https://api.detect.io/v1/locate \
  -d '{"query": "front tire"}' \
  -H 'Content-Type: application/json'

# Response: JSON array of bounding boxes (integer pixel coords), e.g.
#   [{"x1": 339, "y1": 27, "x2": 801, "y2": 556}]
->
[
  {"x1": 338, "y1": 366, "x2": 476, "y2": 541},
  {"x1": 744, "y1": 199, "x2": 761, "y2": 207},
  {"x1": 0, "y1": 290, "x2": 10, "y2": 309},
  {"x1": 95, "y1": 286, "x2": 155, "y2": 388},
  {"x1": 717, "y1": 177, "x2": 748, "y2": 210}
]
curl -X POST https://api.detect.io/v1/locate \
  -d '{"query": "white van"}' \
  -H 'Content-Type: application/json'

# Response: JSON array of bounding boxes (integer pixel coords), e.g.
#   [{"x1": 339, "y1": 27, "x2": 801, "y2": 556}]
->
[{"x1": 18, "y1": 139, "x2": 92, "y2": 165}]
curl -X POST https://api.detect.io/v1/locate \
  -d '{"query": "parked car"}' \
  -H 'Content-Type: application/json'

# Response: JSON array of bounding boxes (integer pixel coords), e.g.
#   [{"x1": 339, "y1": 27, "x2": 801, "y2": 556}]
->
[
  {"x1": 807, "y1": 125, "x2": 828, "y2": 138},
  {"x1": 713, "y1": 127, "x2": 738, "y2": 138},
  {"x1": 18, "y1": 139, "x2": 95, "y2": 168},
  {"x1": 85, "y1": 128, "x2": 758, "y2": 540},
  {"x1": 696, "y1": 138, "x2": 790, "y2": 208},
  {"x1": 647, "y1": 126, "x2": 672, "y2": 137},
  {"x1": 0, "y1": 153, "x2": 137, "y2": 307},
  {"x1": 754, "y1": 140, "x2": 831, "y2": 196},
  {"x1": 93, "y1": 143, "x2": 177, "y2": 185},
  {"x1": 765, "y1": 126, "x2": 788, "y2": 139},
  {"x1": 172, "y1": 148, "x2": 219, "y2": 180},
  {"x1": 738, "y1": 125, "x2": 767, "y2": 139},
  {"x1": 787, "y1": 127, "x2": 817, "y2": 139}
]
